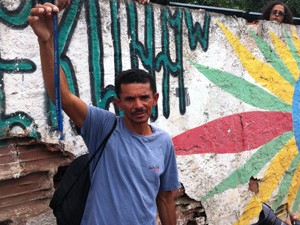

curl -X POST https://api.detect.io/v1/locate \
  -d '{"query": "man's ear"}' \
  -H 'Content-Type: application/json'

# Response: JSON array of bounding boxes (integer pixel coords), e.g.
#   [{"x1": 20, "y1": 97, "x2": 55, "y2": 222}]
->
[
  {"x1": 114, "y1": 98, "x2": 123, "y2": 110},
  {"x1": 153, "y1": 93, "x2": 159, "y2": 106}
]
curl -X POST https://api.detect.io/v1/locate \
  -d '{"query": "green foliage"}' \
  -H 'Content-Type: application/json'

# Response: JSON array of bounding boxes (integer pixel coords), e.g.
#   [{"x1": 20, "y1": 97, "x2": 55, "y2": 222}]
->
[{"x1": 172, "y1": 0, "x2": 300, "y2": 17}]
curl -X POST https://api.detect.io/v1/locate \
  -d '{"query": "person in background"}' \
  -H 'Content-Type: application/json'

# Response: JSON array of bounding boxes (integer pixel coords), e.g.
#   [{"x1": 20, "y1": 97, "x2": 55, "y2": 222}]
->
[
  {"x1": 28, "y1": 3, "x2": 180, "y2": 225},
  {"x1": 260, "y1": 1, "x2": 293, "y2": 24}
]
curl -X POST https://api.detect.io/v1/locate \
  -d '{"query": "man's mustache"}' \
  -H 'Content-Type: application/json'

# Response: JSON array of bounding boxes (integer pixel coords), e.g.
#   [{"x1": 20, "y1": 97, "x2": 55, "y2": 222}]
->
[{"x1": 132, "y1": 108, "x2": 146, "y2": 114}]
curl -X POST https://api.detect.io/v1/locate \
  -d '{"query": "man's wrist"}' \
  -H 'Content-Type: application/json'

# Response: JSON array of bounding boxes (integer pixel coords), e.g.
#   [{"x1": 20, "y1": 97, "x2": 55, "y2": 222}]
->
[{"x1": 38, "y1": 37, "x2": 54, "y2": 47}]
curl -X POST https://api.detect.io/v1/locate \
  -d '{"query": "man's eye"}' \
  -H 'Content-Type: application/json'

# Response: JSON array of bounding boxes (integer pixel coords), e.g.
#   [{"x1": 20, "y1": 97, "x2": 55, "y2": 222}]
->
[{"x1": 141, "y1": 96, "x2": 150, "y2": 100}]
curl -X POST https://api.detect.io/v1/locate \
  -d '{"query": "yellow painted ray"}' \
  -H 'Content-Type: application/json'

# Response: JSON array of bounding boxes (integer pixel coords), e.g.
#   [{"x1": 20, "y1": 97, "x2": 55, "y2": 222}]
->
[
  {"x1": 216, "y1": 21, "x2": 294, "y2": 105},
  {"x1": 270, "y1": 32, "x2": 300, "y2": 80},
  {"x1": 233, "y1": 137, "x2": 297, "y2": 225},
  {"x1": 291, "y1": 28, "x2": 300, "y2": 57},
  {"x1": 287, "y1": 162, "x2": 300, "y2": 209}
]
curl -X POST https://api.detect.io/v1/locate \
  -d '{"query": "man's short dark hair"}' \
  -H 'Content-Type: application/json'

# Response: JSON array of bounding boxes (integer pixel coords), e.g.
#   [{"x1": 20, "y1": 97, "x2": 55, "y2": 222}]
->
[{"x1": 114, "y1": 69, "x2": 157, "y2": 97}]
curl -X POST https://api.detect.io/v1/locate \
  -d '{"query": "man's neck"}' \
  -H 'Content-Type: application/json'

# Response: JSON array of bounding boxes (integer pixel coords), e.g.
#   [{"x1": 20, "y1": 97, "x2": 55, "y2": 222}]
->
[{"x1": 124, "y1": 119, "x2": 153, "y2": 136}]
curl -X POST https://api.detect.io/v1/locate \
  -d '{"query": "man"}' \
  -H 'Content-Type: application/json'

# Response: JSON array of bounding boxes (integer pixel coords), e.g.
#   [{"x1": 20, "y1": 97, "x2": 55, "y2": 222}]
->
[{"x1": 28, "y1": 3, "x2": 180, "y2": 225}]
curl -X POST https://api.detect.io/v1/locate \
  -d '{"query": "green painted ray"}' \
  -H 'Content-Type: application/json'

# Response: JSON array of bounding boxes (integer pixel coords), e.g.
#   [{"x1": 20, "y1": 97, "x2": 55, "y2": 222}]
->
[
  {"x1": 272, "y1": 154, "x2": 300, "y2": 211},
  {"x1": 249, "y1": 29, "x2": 296, "y2": 86},
  {"x1": 292, "y1": 188, "x2": 300, "y2": 212},
  {"x1": 200, "y1": 132, "x2": 294, "y2": 202},
  {"x1": 191, "y1": 62, "x2": 291, "y2": 112},
  {"x1": 284, "y1": 30, "x2": 300, "y2": 71}
]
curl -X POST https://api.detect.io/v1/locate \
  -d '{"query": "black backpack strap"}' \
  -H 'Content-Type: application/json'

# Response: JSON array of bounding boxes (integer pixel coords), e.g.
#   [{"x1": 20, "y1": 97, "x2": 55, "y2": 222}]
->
[
  {"x1": 89, "y1": 116, "x2": 117, "y2": 173},
  {"x1": 50, "y1": 117, "x2": 117, "y2": 209},
  {"x1": 62, "y1": 116, "x2": 117, "y2": 200}
]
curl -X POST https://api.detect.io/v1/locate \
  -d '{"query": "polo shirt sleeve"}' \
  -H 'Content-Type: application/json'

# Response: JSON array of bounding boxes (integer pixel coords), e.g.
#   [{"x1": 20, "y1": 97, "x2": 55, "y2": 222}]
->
[{"x1": 80, "y1": 105, "x2": 115, "y2": 155}]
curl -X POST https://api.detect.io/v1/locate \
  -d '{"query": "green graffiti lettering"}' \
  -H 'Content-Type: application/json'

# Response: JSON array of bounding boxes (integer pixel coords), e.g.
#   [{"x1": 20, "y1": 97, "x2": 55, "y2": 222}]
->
[
  {"x1": 184, "y1": 9, "x2": 210, "y2": 51},
  {"x1": 156, "y1": 8, "x2": 184, "y2": 118},
  {"x1": 110, "y1": 0, "x2": 122, "y2": 76},
  {"x1": 2, "y1": 0, "x2": 211, "y2": 132},
  {"x1": 0, "y1": 61, "x2": 40, "y2": 139},
  {"x1": 0, "y1": 1, "x2": 33, "y2": 28}
]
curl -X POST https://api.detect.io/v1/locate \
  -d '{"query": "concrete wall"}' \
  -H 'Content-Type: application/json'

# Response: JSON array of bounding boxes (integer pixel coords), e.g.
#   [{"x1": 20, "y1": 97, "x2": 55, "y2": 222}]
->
[{"x1": 1, "y1": 0, "x2": 300, "y2": 224}]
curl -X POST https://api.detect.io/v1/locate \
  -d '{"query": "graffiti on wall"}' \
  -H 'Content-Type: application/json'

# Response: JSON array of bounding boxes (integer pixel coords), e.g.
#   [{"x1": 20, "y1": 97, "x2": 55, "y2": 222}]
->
[
  {"x1": 173, "y1": 21, "x2": 300, "y2": 223},
  {"x1": 0, "y1": 1, "x2": 40, "y2": 138},
  {"x1": 0, "y1": 0, "x2": 210, "y2": 135}
]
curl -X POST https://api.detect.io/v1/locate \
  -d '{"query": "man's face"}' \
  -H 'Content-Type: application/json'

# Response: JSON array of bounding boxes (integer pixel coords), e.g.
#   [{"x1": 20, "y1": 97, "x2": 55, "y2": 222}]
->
[
  {"x1": 114, "y1": 82, "x2": 158, "y2": 126},
  {"x1": 269, "y1": 4, "x2": 285, "y2": 23}
]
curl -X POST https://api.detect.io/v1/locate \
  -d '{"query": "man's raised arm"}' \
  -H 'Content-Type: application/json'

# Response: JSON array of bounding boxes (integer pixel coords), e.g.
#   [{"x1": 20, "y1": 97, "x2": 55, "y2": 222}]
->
[{"x1": 28, "y1": 3, "x2": 86, "y2": 128}]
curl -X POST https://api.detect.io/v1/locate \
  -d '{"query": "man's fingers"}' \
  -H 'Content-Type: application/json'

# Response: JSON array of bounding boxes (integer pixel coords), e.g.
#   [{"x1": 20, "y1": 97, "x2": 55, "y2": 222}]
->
[
  {"x1": 43, "y1": 2, "x2": 60, "y2": 10},
  {"x1": 30, "y1": 3, "x2": 59, "y2": 15},
  {"x1": 27, "y1": 15, "x2": 39, "y2": 23}
]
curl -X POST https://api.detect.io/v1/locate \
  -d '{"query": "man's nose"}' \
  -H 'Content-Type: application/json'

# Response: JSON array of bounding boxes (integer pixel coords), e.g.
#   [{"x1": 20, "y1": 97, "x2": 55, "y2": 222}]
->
[{"x1": 134, "y1": 99, "x2": 143, "y2": 107}]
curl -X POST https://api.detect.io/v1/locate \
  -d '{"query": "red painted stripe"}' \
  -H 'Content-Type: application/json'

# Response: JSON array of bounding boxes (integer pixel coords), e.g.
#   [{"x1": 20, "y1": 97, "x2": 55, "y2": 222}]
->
[{"x1": 173, "y1": 111, "x2": 292, "y2": 155}]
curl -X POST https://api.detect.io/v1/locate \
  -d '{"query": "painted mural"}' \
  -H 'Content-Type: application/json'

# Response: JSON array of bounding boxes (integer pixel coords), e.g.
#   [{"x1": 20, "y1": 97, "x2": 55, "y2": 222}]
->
[
  {"x1": 174, "y1": 22, "x2": 300, "y2": 224},
  {"x1": 1, "y1": 0, "x2": 300, "y2": 224}
]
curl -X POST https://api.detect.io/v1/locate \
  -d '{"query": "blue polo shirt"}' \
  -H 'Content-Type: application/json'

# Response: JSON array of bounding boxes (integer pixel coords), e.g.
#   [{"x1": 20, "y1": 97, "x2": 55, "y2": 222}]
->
[{"x1": 80, "y1": 106, "x2": 180, "y2": 225}]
